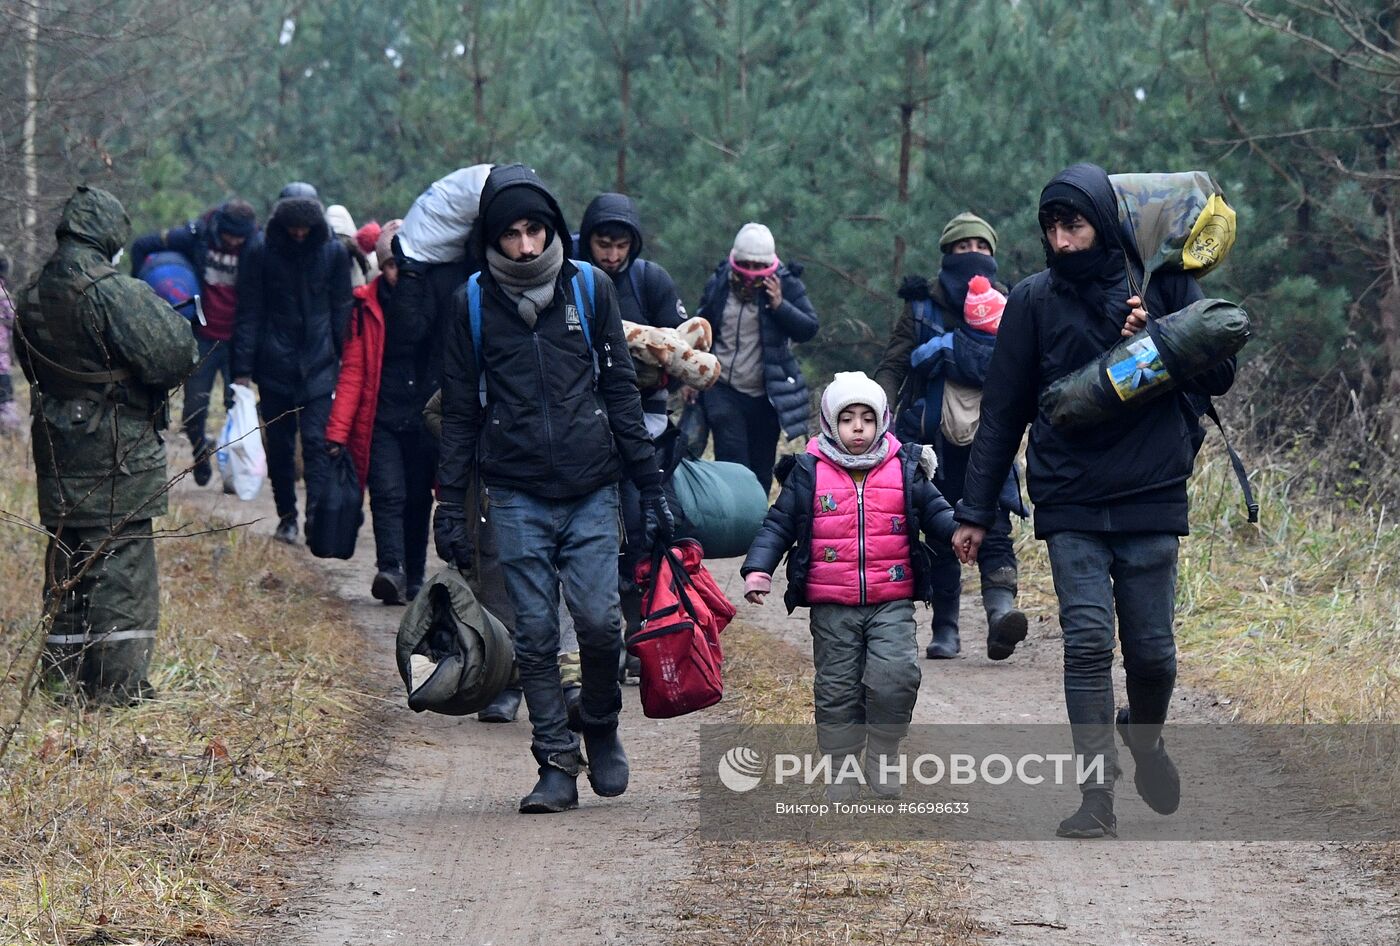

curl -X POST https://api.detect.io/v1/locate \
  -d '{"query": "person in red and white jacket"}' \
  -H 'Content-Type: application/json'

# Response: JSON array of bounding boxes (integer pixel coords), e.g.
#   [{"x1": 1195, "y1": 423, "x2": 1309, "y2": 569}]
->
[
  {"x1": 326, "y1": 219, "x2": 437, "y2": 605},
  {"x1": 741, "y1": 371, "x2": 955, "y2": 801}
]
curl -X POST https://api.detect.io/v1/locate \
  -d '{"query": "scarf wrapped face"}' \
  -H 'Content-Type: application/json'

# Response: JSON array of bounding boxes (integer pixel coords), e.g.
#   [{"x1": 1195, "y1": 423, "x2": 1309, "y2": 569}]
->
[
  {"x1": 817, "y1": 399, "x2": 893, "y2": 471},
  {"x1": 485, "y1": 234, "x2": 564, "y2": 328}
]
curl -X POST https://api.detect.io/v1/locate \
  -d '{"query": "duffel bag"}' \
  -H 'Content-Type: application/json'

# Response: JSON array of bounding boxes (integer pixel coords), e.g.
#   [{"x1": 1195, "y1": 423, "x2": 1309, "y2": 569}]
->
[
  {"x1": 672, "y1": 458, "x2": 770, "y2": 559},
  {"x1": 307, "y1": 451, "x2": 363, "y2": 560}
]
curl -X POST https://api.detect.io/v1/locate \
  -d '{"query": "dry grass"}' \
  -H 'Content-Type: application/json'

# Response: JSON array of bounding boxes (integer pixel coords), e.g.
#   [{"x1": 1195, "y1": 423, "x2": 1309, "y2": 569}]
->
[
  {"x1": 673, "y1": 623, "x2": 982, "y2": 946},
  {"x1": 0, "y1": 427, "x2": 373, "y2": 944}
]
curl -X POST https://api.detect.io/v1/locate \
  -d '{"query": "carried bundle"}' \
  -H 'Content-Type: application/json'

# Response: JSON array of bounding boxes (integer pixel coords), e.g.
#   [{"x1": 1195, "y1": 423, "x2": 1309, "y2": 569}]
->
[
  {"x1": 397, "y1": 164, "x2": 494, "y2": 263},
  {"x1": 671, "y1": 457, "x2": 771, "y2": 559},
  {"x1": 1110, "y1": 170, "x2": 1236, "y2": 293},
  {"x1": 1039, "y1": 298, "x2": 1250, "y2": 430},
  {"x1": 395, "y1": 567, "x2": 514, "y2": 716},
  {"x1": 138, "y1": 251, "x2": 203, "y2": 323},
  {"x1": 623, "y1": 316, "x2": 720, "y2": 390}
]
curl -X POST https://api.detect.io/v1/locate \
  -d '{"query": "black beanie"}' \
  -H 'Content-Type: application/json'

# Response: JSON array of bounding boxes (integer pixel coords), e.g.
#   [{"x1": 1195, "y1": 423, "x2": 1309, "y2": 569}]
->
[
  {"x1": 215, "y1": 199, "x2": 257, "y2": 239},
  {"x1": 1038, "y1": 181, "x2": 1101, "y2": 231},
  {"x1": 483, "y1": 185, "x2": 556, "y2": 248}
]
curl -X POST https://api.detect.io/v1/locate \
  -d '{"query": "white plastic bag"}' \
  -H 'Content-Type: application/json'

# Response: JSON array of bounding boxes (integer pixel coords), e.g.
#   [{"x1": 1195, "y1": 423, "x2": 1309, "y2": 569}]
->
[
  {"x1": 397, "y1": 164, "x2": 493, "y2": 263},
  {"x1": 216, "y1": 383, "x2": 266, "y2": 501}
]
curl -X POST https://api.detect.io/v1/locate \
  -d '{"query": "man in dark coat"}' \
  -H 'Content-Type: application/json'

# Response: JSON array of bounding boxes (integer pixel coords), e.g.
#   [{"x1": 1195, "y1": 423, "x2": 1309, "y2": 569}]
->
[
  {"x1": 131, "y1": 199, "x2": 258, "y2": 486},
  {"x1": 953, "y1": 163, "x2": 1237, "y2": 838},
  {"x1": 16, "y1": 185, "x2": 197, "y2": 704},
  {"x1": 695, "y1": 222, "x2": 819, "y2": 493},
  {"x1": 232, "y1": 189, "x2": 352, "y2": 544},
  {"x1": 434, "y1": 164, "x2": 670, "y2": 814},
  {"x1": 874, "y1": 212, "x2": 1028, "y2": 661}
]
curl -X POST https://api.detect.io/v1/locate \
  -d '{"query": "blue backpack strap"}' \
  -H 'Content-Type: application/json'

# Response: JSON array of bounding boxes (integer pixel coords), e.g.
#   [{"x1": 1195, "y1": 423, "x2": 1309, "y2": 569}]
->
[
  {"x1": 570, "y1": 260, "x2": 601, "y2": 382},
  {"x1": 467, "y1": 273, "x2": 486, "y2": 406},
  {"x1": 911, "y1": 297, "x2": 942, "y2": 344}
]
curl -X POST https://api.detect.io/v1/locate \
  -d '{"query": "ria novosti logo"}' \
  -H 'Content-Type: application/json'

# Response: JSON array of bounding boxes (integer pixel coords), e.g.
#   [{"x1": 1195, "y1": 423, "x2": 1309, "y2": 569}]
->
[{"x1": 717, "y1": 747, "x2": 765, "y2": 793}]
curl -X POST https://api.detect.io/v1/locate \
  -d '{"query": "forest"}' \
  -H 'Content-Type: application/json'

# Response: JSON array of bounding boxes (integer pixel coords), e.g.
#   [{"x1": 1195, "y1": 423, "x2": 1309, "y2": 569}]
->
[{"x1": 3, "y1": 0, "x2": 1398, "y2": 496}]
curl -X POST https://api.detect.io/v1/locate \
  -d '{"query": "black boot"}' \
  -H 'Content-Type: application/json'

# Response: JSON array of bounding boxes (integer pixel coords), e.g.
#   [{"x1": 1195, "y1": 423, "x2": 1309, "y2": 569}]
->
[
  {"x1": 1116, "y1": 707, "x2": 1180, "y2": 814},
  {"x1": 274, "y1": 515, "x2": 299, "y2": 545},
  {"x1": 925, "y1": 590, "x2": 961, "y2": 659},
  {"x1": 371, "y1": 567, "x2": 408, "y2": 605},
  {"x1": 1056, "y1": 788, "x2": 1117, "y2": 838},
  {"x1": 582, "y1": 724, "x2": 630, "y2": 797},
  {"x1": 982, "y1": 567, "x2": 1028, "y2": 661},
  {"x1": 563, "y1": 684, "x2": 583, "y2": 732},
  {"x1": 192, "y1": 446, "x2": 213, "y2": 487},
  {"x1": 477, "y1": 686, "x2": 523, "y2": 723},
  {"x1": 519, "y1": 749, "x2": 580, "y2": 814}
]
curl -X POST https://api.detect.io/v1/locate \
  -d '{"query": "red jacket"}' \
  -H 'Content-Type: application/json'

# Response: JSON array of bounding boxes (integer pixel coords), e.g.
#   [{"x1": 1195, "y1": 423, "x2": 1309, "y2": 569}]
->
[{"x1": 326, "y1": 279, "x2": 387, "y2": 487}]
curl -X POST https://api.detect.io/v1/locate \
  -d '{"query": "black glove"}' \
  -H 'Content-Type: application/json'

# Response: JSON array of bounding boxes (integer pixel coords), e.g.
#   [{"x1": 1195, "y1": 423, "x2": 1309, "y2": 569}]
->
[
  {"x1": 640, "y1": 485, "x2": 675, "y2": 551},
  {"x1": 433, "y1": 500, "x2": 474, "y2": 571}
]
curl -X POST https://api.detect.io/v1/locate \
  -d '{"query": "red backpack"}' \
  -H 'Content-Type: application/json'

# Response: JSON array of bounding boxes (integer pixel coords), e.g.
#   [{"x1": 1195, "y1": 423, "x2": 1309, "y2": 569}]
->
[{"x1": 628, "y1": 539, "x2": 735, "y2": 718}]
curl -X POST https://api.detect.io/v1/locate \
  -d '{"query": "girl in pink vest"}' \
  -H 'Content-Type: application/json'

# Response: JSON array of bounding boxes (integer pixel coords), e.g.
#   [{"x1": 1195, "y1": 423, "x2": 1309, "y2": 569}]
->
[{"x1": 741, "y1": 371, "x2": 955, "y2": 800}]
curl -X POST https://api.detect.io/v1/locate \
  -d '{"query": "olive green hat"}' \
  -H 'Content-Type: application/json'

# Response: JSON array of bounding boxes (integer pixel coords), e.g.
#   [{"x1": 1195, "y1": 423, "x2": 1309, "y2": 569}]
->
[{"x1": 939, "y1": 212, "x2": 997, "y2": 255}]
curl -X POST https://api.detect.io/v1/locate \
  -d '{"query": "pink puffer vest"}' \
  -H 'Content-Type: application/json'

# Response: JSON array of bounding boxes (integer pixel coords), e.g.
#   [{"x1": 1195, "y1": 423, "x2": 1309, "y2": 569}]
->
[{"x1": 805, "y1": 433, "x2": 914, "y2": 606}]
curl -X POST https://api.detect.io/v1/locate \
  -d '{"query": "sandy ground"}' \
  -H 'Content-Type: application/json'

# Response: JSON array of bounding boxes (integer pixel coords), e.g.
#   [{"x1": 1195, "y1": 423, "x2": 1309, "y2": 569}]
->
[{"x1": 182, "y1": 467, "x2": 1397, "y2": 945}]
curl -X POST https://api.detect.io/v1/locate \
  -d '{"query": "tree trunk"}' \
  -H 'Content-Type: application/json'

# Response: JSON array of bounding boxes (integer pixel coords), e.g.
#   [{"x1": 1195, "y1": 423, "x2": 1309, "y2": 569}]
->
[
  {"x1": 1381, "y1": 207, "x2": 1400, "y2": 449},
  {"x1": 22, "y1": 0, "x2": 41, "y2": 267}
]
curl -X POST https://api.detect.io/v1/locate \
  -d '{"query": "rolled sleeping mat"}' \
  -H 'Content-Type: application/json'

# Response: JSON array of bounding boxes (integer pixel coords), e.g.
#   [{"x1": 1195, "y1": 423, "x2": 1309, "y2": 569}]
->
[
  {"x1": 1039, "y1": 298, "x2": 1250, "y2": 431},
  {"x1": 396, "y1": 567, "x2": 514, "y2": 715}
]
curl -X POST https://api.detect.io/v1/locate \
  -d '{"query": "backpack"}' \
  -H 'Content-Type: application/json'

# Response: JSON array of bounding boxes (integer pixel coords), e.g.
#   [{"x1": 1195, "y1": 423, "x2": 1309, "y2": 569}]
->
[
  {"x1": 137, "y1": 250, "x2": 203, "y2": 323},
  {"x1": 465, "y1": 260, "x2": 598, "y2": 404}
]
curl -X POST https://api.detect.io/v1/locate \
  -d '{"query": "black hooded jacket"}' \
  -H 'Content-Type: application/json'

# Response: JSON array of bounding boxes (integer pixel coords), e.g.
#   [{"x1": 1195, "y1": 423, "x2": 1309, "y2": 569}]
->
[
  {"x1": 956, "y1": 163, "x2": 1236, "y2": 537},
  {"x1": 577, "y1": 193, "x2": 686, "y2": 331},
  {"x1": 437, "y1": 165, "x2": 658, "y2": 501},
  {"x1": 232, "y1": 197, "x2": 352, "y2": 401}
]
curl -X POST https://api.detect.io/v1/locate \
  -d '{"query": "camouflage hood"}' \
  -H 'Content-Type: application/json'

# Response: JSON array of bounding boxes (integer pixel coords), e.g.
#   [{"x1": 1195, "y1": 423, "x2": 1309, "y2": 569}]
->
[{"x1": 55, "y1": 185, "x2": 131, "y2": 260}]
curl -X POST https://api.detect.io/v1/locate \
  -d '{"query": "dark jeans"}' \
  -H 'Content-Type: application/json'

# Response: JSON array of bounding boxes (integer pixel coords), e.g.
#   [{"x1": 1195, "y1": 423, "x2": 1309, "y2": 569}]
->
[
  {"x1": 1044, "y1": 531, "x2": 1180, "y2": 794},
  {"x1": 183, "y1": 335, "x2": 232, "y2": 452},
  {"x1": 487, "y1": 484, "x2": 624, "y2": 763},
  {"x1": 930, "y1": 440, "x2": 1016, "y2": 595},
  {"x1": 702, "y1": 383, "x2": 781, "y2": 494},
  {"x1": 368, "y1": 423, "x2": 437, "y2": 585},
  {"x1": 259, "y1": 390, "x2": 332, "y2": 524}
]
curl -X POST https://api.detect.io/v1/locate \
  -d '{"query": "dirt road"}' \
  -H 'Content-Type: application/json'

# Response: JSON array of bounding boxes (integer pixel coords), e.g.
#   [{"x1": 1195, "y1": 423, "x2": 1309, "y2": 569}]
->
[{"x1": 188, "y1": 474, "x2": 1397, "y2": 945}]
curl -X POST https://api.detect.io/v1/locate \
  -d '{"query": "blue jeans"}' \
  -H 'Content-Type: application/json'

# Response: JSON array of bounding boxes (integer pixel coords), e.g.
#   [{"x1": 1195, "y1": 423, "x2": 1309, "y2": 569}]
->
[
  {"x1": 1044, "y1": 531, "x2": 1179, "y2": 794},
  {"x1": 488, "y1": 484, "x2": 624, "y2": 763},
  {"x1": 183, "y1": 334, "x2": 231, "y2": 452}
]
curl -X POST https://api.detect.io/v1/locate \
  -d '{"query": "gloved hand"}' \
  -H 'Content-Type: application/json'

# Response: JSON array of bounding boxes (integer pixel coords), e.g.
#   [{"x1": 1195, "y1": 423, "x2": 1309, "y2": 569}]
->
[
  {"x1": 325, "y1": 440, "x2": 344, "y2": 457},
  {"x1": 911, "y1": 332, "x2": 954, "y2": 371},
  {"x1": 433, "y1": 501, "x2": 474, "y2": 571},
  {"x1": 639, "y1": 485, "x2": 675, "y2": 551}
]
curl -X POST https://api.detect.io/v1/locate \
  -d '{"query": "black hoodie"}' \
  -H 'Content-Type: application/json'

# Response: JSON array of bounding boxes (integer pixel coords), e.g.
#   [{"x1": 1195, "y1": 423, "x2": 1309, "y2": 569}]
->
[
  {"x1": 577, "y1": 193, "x2": 686, "y2": 331},
  {"x1": 956, "y1": 163, "x2": 1236, "y2": 537}
]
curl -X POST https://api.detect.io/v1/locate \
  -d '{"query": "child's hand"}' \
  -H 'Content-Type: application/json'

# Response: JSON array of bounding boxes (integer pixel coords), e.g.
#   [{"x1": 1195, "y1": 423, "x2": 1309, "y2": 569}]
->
[{"x1": 744, "y1": 571, "x2": 772, "y2": 605}]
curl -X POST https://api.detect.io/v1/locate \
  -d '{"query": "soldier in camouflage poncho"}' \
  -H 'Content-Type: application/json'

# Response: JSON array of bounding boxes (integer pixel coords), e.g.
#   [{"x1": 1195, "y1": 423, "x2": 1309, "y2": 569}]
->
[{"x1": 16, "y1": 185, "x2": 197, "y2": 704}]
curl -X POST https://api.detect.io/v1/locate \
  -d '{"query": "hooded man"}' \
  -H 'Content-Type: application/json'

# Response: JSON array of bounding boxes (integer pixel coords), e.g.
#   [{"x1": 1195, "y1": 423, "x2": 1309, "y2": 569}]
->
[
  {"x1": 874, "y1": 212, "x2": 1028, "y2": 662},
  {"x1": 952, "y1": 163, "x2": 1237, "y2": 838},
  {"x1": 232, "y1": 187, "x2": 353, "y2": 544},
  {"x1": 130, "y1": 199, "x2": 259, "y2": 487},
  {"x1": 434, "y1": 163, "x2": 670, "y2": 814},
  {"x1": 16, "y1": 185, "x2": 198, "y2": 704},
  {"x1": 695, "y1": 222, "x2": 820, "y2": 493}
]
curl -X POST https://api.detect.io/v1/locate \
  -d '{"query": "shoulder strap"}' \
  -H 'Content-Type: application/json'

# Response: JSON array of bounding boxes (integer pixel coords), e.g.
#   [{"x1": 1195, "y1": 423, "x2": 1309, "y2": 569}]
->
[
  {"x1": 1201, "y1": 399, "x2": 1259, "y2": 523},
  {"x1": 467, "y1": 273, "x2": 486, "y2": 406},
  {"x1": 627, "y1": 258, "x2": 647, "y2": 306},
  {"x1": 570, "y1": 260, "x2": 600, "y2": 383}
]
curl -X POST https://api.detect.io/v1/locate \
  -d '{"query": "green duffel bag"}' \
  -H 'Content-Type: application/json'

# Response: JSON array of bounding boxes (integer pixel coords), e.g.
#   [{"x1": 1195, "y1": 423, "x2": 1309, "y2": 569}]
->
[
  {"x1": 672, "y1": 457, "x2": 771, "y2": 559},
  {"x1": 1039, "y1": 298, "x2": 1251, "y2": 432},
  {"x1": 395, "y1": 567, "x2": 514, "y2": 716}
]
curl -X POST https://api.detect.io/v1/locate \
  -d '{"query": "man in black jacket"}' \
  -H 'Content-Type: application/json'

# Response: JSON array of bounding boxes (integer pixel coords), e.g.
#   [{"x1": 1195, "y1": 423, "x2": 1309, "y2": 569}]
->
[
  {"x1": 952, "y1": 163, "x2": 1236, "y2": 839},
  {"x1": 232, "y1": 190, "x2": 352, "y2": 544},
  {"x1": 434, "y1": 164, "x2": 670, "y2": 814}
]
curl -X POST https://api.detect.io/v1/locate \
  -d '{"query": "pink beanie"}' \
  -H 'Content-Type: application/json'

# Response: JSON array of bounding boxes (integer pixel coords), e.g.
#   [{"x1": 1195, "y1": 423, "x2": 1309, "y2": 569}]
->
[{"x1": 964, "y1": 275, "x2": 1006, "y2": 334}]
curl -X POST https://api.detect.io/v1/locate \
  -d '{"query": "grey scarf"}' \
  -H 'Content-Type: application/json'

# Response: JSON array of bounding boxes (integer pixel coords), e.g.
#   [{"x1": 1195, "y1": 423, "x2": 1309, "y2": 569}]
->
[
  {"x1": 485, "y1": 236, "x2": 564, "y2": 328},
  {"x1": 815, "y1": 431, "x2": 894, "y2": 471}
]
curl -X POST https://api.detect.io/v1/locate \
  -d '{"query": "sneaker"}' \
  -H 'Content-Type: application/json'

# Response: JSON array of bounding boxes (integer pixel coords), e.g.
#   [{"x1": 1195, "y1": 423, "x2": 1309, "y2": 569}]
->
[
  {"x1": 1055, "y1": 789, "x2": 1117, "y2": 838},
  {"x1": 274, "y1": 516, "x2": 299, "y2": 545},
  {"x1": 371, "y1": 569, "x2": 408, "y2": 605},
  {"x1": 1116, "y1": 708, "x2": 1181, "y2": 815}
]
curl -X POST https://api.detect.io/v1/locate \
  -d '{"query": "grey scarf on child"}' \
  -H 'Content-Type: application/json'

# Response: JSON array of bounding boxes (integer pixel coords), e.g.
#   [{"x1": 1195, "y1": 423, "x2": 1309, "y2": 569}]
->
[{"x1": 485, "y1": 236, "x2": 564, "y2": 328}]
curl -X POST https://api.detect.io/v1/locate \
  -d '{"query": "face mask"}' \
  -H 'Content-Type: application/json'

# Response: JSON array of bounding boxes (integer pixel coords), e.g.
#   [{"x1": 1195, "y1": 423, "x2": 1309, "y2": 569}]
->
[{"x1": 1046, "y1": 242, "x2": 1108, "y2": 282}]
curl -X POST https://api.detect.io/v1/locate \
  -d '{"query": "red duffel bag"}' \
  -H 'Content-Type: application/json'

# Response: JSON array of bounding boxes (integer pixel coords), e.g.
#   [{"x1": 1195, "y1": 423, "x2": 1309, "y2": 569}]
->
[{"x1": 628, "y1": 539, "x2": 735, "y2": 718}]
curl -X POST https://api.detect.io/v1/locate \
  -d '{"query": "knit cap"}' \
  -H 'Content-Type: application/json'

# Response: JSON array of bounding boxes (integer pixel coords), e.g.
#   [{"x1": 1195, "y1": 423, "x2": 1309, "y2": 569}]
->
[
  {"x1": 356, "y1": 221, "x2": 381, "y2": 256},
  {"x1": 731, "y1": 222, "x2": 776, "y2": 264},
  {"x1": 376, "y1": 219, "x2": 403, "y2": 268},
  {"x1": 819, "y1": 371, "x2": 890, "y2": 441},
  {"x1": 963, "y1": 275, "x2": 1006, "y2": 334},
  {"x1": 939, "y1": 212, "x2": 998, "y2": 255}
]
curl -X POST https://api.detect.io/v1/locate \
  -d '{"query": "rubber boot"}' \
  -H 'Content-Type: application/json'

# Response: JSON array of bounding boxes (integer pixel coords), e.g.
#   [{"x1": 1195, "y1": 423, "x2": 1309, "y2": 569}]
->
[
  {"x1": 582, "y1": 724, "x2": 630, "y2": 797},
  {"x1": 477, "y1": 686, "x2": 523, "y2": 723},
  {"x1": 563, "y1": 684, "x2": 583, "y2": 732},
  {"x1": 982, "y1": 567, "x2": 1028, "y2": 661},
  {"x1": 863, "y1": 732, "x2": 906, "y2": 799},
  {"x1": 519, "y1": 749, "x2": 580, "y2": 814},
  {"x1": 1055, "y1": 788, "x2": 1117, "y2": 839},
  {"x1": 1116, "y1": 707, "x2": 1181, "y2": 814},
  {"x1": 925, "y1": 590, "x2": 961, "y2": 659}
]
